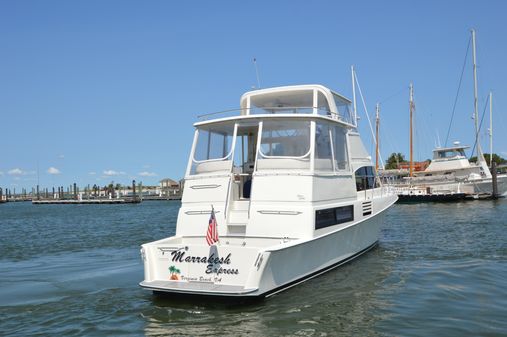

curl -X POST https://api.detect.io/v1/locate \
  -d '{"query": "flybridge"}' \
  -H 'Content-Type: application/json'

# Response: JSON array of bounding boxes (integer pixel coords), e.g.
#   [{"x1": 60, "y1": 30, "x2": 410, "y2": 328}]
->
[{"x1": 198, "y1": 84, "x2": 356, "y2": 126}]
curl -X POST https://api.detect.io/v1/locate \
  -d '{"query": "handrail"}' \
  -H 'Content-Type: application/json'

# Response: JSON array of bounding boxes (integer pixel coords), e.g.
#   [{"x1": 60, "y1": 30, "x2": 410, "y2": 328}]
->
[
  {"x1": 197, "y1": 106, "x2": 345, "y2": 121},
  {"x1": 197, "y1": 108, "x2": 247, "y2": 120}
]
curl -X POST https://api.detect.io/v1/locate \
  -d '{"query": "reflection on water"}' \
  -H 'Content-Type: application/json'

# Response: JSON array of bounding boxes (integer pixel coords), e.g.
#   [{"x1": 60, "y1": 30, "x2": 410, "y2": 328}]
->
[
  {"x1": 141, "y1": 246, "x2": 396, "y2": 336},
  {"x1": 1, "y1": 200, "x2": 506, "y2": 336}
]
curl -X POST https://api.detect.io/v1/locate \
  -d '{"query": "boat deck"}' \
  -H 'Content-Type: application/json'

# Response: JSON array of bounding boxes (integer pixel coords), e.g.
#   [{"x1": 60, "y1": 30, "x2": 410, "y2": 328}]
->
[
  {"x1": 154, "y1": 235, "x2": 296, "y2": 250},
  {"x1": 140, "y1": 280, "x2": 257, "y2": 295}
]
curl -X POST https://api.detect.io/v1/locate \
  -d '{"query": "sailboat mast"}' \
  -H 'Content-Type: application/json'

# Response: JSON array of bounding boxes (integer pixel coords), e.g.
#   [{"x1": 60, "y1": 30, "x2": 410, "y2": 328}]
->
[
  {"x1": 470, "y1": 29, "x2": 491, "y2": 177},
  {"x1": 351, "y1": 65, "x2": 358, "y2": 127},
  {"x1": 409, "y1": 83, "x2": 414, "y2": 178},
  {"x1": 375, "y1": 103, "x2": 380, "y2": 171},
  {"x1": 489, "y1": 91, "x2": 493, "y2": 167},
  {"x1": 471, "y1": 29, "x2": 482, "y2": 159}
]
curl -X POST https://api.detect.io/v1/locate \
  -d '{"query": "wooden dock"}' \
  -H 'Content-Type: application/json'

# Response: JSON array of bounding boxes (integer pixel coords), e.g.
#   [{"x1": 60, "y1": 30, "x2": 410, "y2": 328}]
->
[
  {"x1": 32, "y1": 198, "x2": 141, "y2": 205},
  {"x1": 142, "y1": 195, "x2": 181, "y2": 201}
]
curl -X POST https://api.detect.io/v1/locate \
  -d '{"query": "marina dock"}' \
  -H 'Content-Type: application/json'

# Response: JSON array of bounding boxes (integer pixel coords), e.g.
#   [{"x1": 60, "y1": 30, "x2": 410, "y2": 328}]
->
[
  {"x1": 32, "y1": 198, "x2": 141, "y2": 205},
  {"x1": 1, "y1": 179, "x2": 182, "y2": 205}
]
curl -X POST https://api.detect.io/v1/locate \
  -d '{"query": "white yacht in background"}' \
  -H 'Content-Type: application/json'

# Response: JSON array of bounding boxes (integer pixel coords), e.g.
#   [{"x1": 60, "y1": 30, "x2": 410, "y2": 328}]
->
[
  {"x1": 411, "y1": 143, "x2": 507, "y2": 196},
  {"x1": 393, "y1": 142, "x2": 507, "y2": 201},
  {"x1": 140, "y1": 84, "x2": 398, "y2": 298},
  {"x1": 391, "y1": 30, "x2": 507, "y2": 201}
]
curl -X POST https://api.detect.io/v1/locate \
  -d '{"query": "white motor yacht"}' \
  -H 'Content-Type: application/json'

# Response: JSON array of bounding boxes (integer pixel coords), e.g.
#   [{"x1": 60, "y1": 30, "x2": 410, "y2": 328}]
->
[
  {"x1": 418, "y1": 144, "x2": 507, "y2": 195},
  {"x1": 393, "y1": 143, "x2": 507, "y2": 199},
  {"x1": 140, "y1": 84, "x2": 398, "y2": 298}
]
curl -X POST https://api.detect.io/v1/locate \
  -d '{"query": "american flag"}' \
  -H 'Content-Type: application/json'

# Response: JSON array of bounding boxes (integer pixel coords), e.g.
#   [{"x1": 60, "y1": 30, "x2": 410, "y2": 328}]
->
[{"x1": 206, "y1": 206, "x2": 219, "y2": 246}]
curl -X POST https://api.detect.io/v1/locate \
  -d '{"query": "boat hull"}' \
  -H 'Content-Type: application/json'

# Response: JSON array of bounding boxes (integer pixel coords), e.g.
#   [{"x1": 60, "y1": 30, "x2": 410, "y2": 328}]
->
[
  {"x1": 397, "y1": 193, "x2": 467, "y2": 203},
  {"x1": 140, "y1": 210, "x2": 386, "y2": 298},
  {"x1": 465, "y1": 174, "x2": 507, "y2": 196}
]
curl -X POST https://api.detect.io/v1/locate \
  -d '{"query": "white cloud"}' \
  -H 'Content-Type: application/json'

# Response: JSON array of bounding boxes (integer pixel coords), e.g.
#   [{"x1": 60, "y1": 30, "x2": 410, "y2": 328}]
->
[
  {"x1": 89, "y1": 171, "x2": 96, "y2": 175},
  {"x1": 58, "y1": 154, "x2": 65, "y2": 159},
  {"x1": 103, "y1": 170, "x2": 126, "y2": 176},
  {"x1": 139, "y1": 171, "x2": 158, "y2": 177},
  {"x1": 143, "y1": 164, "x2": 151, "y2": 169},
  {"x1": 8, "y1": 168, "x2": 24, "y2": 175},
  {"x1": 47, "y1": 167, "x2": 61, "y2": 175},
  {"x1": 7, "y1": 168, "x2": 35, "y2": 176},
  {"x1": 0, "y1": 171, "x2": 3, "y2": 176}
]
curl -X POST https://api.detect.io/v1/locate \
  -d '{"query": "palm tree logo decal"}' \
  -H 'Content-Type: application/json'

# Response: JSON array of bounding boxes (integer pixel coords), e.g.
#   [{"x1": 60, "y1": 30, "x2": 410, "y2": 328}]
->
[{"x1": 169, "y1": 265, "x2": 181, "y2": 280}]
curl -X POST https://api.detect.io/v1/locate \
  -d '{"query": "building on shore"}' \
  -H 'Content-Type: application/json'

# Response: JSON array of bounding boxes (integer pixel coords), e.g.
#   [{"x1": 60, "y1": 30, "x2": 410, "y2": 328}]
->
[{"x1": 159, "y1": 178, "x2": 182, "y2": 197}]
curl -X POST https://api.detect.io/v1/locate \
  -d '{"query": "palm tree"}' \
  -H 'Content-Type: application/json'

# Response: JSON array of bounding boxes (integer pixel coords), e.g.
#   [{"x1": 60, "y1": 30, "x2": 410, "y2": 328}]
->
[{"x1": 169, "y1": 265, "x2": 180, "y2": 280}]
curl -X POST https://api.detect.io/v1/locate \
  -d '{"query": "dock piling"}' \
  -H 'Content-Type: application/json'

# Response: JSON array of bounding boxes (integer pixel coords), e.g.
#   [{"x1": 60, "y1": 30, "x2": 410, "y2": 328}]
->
[{"x1": 492, "y1": 161, "x2": 498, "y2": 199}]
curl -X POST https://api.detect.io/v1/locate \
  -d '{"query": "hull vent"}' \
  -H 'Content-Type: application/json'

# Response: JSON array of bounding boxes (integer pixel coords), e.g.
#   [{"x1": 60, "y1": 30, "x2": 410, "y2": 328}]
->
[{"x1": 362, "y1": 201, "x2": 372, "y2": 216}]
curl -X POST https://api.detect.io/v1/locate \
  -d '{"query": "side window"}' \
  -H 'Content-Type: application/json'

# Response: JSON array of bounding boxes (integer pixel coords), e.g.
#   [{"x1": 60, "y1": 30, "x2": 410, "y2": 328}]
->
[
  {"x1": 315, "y1": 205, "x2": 354, "y2": 230},
  {"x1": 314, "y1": 122, "x2": 333, "y2": 171},
  {"x1": 355, "y1": 167, "x2": 367, "y2": 191},
  {"x1": 332, "y1": 125, "x2": 349, "y2": 171},
  {"x1": 355, "y1": 166, "x2": 377, "y2": 191}
]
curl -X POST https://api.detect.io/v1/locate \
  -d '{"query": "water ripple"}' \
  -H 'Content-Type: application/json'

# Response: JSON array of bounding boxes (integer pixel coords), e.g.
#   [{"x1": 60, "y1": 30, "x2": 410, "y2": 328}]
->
[{"x1": 1, "y1": 200, "x2": 506, "y2": 336}]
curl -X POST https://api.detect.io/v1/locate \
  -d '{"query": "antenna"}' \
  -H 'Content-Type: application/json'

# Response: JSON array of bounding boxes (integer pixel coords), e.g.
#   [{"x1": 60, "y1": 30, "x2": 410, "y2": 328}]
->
[
  {"x1": 253, "y1": 58, "x2": 261, "y2": 89},
  {"x1": 436, "y1": 131, "x2": 442, "y2": 148}
]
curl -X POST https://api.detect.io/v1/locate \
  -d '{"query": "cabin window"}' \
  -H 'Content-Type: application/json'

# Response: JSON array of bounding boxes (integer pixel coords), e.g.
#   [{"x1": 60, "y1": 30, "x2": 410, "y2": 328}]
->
[
  {"x1": 315, "y1": 122, "x2": 333, "y2": 171},
  {"x1": 436, "y1": 149, "x2": 465, "y2": 159},
  {"x1": 317, "y1": 91, "x2": 331, "y2": 116},
  {"x1": 314, "y1": 121, "x2": 349, "y2": 172},
  {"x1": 249, "y1": 90, "x2": 314, "y2": 115},
  {"x1": 259, "y1": 120, "x2": 311, "y2": 157},
  {"x1": 257, "y1": 120, "x2": 311, "y2": 170},
  {"x1": 355, "y1": 166, "x2": 377, "y2": 191},
  {"x1": 332, "y1": 125, "x2": 349, "y2": 171},
  {"x1": 315, "y1": 205, "x2": 354, "y2": 230},
  {"x1": 333, "y1": 94, "x2": 353, "y2": 123},
  {"x1": 191, "y1": 123, "x2": 235, "y2": 174}
]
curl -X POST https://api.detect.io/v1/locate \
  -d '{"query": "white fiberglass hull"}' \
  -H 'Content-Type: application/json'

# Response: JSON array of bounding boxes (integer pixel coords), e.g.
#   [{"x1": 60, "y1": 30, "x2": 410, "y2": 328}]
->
[
  {"x1": 391, "y1": 174, "x2": 507, "y2": 198},
  {"x1": 140, "y1": 209, "x2": 387, "y2": 298},
  {"x1": 465, "y1": 174, "x2": 507, "y2": 196}
]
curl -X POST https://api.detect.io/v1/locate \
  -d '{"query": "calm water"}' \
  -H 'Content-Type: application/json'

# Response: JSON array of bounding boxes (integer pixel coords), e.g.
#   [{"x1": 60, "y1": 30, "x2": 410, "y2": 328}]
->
[{"x1": 0, "y1": 200, "x2": 506, "y2": 336}]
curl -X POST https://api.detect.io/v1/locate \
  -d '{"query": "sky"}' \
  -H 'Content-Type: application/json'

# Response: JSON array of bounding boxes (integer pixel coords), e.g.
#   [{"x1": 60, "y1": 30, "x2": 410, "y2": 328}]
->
[{"x1": 1, "y1": 0, "x2": 507, "y2": 190}]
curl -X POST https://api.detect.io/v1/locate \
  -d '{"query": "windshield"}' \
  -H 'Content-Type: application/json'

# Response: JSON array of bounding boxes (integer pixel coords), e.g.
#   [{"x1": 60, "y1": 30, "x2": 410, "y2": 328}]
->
[
  {"x1": 190, "y1": 123, "x2": 235, "y2": 175},
  {"x1": 259, "y1": 120, "x2": 311, "y2": 158},
  {"x1": 435, "y1": 149, "x2": 465, "y2": 159}
]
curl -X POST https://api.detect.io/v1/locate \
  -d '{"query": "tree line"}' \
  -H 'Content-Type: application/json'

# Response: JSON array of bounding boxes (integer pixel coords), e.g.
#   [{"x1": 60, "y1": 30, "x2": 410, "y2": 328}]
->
[{"x1": 384, "y1": 152, "x2": 506, "y2": 170}]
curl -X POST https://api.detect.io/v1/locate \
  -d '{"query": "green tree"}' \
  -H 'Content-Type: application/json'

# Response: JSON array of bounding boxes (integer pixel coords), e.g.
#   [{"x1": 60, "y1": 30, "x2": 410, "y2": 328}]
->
[
  {"x1": 385, "y1": 152, "x2": 406, "y2": 169},
  {"x1": 469, "y1": 153, "x2": 506, "y2": 165}
]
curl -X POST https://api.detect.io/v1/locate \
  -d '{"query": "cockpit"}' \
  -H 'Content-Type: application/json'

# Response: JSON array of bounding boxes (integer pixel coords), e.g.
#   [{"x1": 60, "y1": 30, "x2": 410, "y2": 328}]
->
[{"x1": 186, "y1": 85, "x2": 354, "y2": 201}]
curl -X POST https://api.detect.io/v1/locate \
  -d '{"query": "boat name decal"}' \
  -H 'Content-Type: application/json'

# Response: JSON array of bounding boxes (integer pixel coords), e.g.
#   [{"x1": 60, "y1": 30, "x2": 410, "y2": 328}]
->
[{"x1": 170, "y1": 251, "x2": 239, "y2": 275}]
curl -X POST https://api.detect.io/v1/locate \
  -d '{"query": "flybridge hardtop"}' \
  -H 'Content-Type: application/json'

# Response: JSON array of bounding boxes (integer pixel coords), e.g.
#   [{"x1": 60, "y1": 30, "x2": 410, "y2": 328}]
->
[
  {"x1": 140, "y1": 84, "x2": 397, "y2": 298},
  {"x1": 421, "y1": 144, "x2": 475, "y2": 173},
  {"x1": 196, "y1": 84, "x2": 356, "y2": 126}
]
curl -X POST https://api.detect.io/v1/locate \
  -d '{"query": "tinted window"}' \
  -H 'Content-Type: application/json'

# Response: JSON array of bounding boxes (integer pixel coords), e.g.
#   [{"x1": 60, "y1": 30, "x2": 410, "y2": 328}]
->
[
  {"x1": 355, "y1": 166, "x2": 377, "y2": 191},
  {"x1": 316, "y1": 205, "x2": 354, "y2": 230}
]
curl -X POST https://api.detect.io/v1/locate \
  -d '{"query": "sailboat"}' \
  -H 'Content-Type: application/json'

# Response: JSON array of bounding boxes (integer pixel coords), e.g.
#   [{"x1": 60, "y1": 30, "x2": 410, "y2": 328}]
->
[{"x1": 392, "y1": 30, "x2": 507, "y2": 201}]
